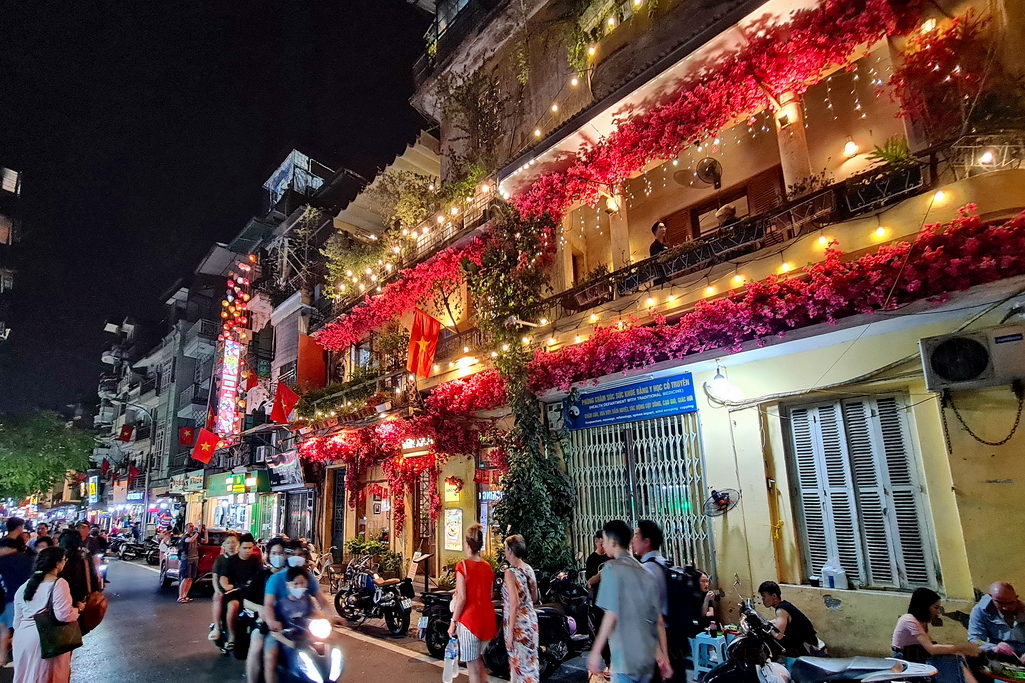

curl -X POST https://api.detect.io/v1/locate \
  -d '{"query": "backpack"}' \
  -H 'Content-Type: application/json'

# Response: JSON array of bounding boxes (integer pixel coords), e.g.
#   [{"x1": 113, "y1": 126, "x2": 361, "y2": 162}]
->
[{"x1": 645, "y1": 558, "x2": 704, "y2": 636}]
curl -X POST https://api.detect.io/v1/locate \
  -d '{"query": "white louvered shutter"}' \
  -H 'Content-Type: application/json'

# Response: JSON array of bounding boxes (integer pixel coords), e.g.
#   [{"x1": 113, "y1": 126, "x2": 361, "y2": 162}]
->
[
  {"x1": 873, "y1": 396, "x2": 936, "y2": 587},
  {"x1": 814, "y1": 403, "x2": 864, "y2": 583},
  {"x1": 790, "y1": 407, "x2": 830, "y2": 576},
  {"x1": 843, "y1": 400, "x2": 900, "y2": 587},
  {"x1": 789, "y1": 404, "x2": 864, "y2": 583}
]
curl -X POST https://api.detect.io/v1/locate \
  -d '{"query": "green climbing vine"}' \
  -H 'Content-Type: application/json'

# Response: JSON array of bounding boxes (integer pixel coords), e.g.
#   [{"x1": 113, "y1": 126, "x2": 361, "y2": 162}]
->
[{"x1": 462, "y1": 203, "x2": 575, "y2": 575}]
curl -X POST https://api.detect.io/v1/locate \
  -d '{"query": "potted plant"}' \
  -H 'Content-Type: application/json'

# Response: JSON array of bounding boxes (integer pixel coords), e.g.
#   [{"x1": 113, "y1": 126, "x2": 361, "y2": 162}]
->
[{"x1": 841, "y1": 136, "x2": 923, "y2": 216}]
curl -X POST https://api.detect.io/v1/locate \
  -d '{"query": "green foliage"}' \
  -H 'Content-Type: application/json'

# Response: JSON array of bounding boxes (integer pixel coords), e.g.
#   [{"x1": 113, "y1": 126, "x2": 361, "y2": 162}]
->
[
  {"x1": 786, "y1": 169, "x2": 833, "y2": 199},
  {"x1": 299, "y1": 365, "x2": 382, "y2": 418},
  {"x1": 868, "y1": 135, "x2": 916, "y2": 168},
  {"x1": 321, "y1": 231, "x2": 388, "y2": 301},
  {"x1": 378, "y1": 550, "x2": 404, "y2": 576},
  {"x1": 481, "y1": 551, "x2": 503, "y2": 575},
  {"x1": 0, "y1": 411, "x2": 93, "y2": 500},
  {"x1": 345, "y1": 536, "x2": 388, "y2": 557},
  {"x1": 438, "y1": 71, "x2": 505, "y2": 177},
  {"x1": 434, "y1": 570, "x2": 456, "y2": 591},
  {"x1": 463, "y1": 202, "x2": 575, "y2": 576},
  {"x1": 377, "y1": 326, "x2": 410, "y2": 359},
  {"x1": 362, "y1": 170, "x2": 440, "y2": 231},
  {"x1": 581, "y1": 263, "x2": 611, "y2": 285}
]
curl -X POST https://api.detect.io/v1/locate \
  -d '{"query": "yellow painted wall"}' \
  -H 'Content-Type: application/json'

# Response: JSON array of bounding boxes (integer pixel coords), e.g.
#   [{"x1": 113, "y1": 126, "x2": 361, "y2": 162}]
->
[{"x1": 437, "y1": 455, "x2": 479, "y2": 573}]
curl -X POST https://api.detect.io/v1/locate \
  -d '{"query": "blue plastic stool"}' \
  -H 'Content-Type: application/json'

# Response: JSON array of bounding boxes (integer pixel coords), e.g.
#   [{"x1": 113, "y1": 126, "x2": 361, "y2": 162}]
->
[{"x1": 691, "y1": 632, "x2": 729, "y2": 676}]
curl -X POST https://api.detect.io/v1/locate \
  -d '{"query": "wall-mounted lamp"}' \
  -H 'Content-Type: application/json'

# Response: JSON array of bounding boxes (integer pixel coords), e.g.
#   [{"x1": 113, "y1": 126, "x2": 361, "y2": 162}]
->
[{"x1": 843, "y1": 137, "x2": 860, "y2": 159}]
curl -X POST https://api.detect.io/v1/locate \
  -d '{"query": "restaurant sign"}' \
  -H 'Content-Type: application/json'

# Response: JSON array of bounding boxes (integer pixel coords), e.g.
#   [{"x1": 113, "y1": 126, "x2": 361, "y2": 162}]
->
[{"x1": 565, "y1": 372, "x2": 697, "y2": 430}]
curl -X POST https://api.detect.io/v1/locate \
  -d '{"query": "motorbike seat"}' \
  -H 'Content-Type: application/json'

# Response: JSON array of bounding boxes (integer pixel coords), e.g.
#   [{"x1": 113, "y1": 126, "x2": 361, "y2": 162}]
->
[
  {"x1": 791, "y1": 657, "x2": 904, "y2": 683},
  {"x1": 373, "y1": 577, "x2": 402, "y2": 587}
]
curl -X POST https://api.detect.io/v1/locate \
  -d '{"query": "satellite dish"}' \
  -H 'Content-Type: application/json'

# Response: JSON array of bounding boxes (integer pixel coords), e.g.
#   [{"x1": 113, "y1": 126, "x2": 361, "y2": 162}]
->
[{"x1": 695, "y1": 157, "x2": 723, "y2": 189}]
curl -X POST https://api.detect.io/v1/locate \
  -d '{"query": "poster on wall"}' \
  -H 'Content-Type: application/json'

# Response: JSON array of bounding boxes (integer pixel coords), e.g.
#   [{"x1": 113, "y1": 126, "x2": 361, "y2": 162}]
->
[{"x1": 444, "y1": 508, "x2": 463, "y2": 551}]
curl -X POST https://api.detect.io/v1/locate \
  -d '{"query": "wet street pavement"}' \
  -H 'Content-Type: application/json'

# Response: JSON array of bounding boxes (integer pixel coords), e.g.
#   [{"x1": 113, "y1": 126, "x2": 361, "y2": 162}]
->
[{"x1": 0, "y1": 559, "x2": 590, "y2": 683}]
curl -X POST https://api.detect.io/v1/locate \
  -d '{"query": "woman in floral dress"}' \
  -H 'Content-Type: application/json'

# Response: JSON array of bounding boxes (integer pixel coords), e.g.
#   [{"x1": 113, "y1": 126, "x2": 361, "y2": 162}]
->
[{"x1": 502, "y1": 535, "x2": 539, "y2": 683}]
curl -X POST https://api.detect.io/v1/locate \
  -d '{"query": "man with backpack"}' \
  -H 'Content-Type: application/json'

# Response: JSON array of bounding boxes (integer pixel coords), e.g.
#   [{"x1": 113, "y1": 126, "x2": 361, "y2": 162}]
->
[{"x1": 634, "y1": 520, "x2": 703, "y2": 680}]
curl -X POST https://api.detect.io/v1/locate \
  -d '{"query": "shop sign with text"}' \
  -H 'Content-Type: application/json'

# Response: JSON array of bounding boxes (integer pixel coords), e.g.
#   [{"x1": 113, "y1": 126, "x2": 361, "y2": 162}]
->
[{"x1": 565, "y1": 372, "x2": 697, "y2": 430}]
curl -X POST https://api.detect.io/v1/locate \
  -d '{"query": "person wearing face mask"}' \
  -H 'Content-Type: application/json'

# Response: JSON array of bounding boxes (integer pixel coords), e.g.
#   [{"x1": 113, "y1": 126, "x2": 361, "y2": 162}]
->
[
  {"x1": 263, "y1": 567, "x2": 327, "y2": 683},
  {"x1": 263, "y1": 541, "x2": 334, "y2": 634},
  {"x1": 246, "y1": 538, "x2": 287, "y2": 683}
]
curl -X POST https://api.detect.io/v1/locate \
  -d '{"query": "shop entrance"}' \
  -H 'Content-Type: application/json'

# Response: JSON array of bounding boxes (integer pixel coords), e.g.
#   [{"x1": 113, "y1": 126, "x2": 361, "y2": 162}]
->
[
  {"x1": 412, "y1": 471, "x2": 435, "y2": 571},
  {"x1": 284, "y1": 490, "x2": 313, "y2": 541},
  {"x1": 566, "y1": 412, "x2": 714, "y2": 572}
]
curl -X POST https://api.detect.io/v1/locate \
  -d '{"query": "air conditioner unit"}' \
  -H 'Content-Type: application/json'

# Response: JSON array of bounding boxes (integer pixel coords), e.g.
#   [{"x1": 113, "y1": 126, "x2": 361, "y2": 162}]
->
[{"x1": 919, "y1": 325, "x2": 1025, "y2": 392}]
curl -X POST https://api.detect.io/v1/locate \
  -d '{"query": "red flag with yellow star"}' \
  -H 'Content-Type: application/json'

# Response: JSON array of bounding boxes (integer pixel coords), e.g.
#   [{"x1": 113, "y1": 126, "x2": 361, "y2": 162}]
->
[
  {"x1": 406, "y1": 309, "x2": 441, "y2": 379},
  {"x1": 191, "y1": 428, "x2": 219, "y2": 464},
  {"x1": 179, "y1": 426, "x2": 195, "y2": 446}
]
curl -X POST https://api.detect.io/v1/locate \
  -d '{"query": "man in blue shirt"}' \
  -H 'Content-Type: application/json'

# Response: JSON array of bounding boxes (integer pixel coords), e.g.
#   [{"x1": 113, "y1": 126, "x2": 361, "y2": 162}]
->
[
  {"x1": 969, "y1": 582, "x2": 1025, "y2": 657},
  {"x1": 263, "y1": 565, "x2": 326, "y2": 683}
]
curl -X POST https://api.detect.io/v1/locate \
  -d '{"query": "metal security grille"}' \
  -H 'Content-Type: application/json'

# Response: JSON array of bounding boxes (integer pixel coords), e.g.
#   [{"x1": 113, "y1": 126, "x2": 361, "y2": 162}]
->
[
  {"x1": 567, "y1": 412, "x2": 713, "y2": 573},
  {"x1": 285, "y1": 490, "x2": 314, "y2": 541}
]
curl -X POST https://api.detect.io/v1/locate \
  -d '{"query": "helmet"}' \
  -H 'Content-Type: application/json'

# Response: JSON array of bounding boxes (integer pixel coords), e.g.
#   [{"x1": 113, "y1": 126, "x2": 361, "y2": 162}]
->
[{"x1": 566, "y1": 616, "x2": 577, "y2": 635}]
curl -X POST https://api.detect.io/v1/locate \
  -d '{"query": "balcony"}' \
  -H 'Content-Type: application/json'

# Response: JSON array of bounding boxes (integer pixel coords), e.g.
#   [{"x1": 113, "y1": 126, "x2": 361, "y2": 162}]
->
[
  {"x1": 134, "y1": 424, "x2": 152, "y2": 443},
  {"x1": 305, "y1": 367, "x2": 414, "y2": 426},
  {"x1": 177, "y1": 383, "x2": 210, "y2": 419},
  {"x1": 183, "y1": 319, "x2": 217, "y2": 359},
  {"x1": 137, "y1": 377, "x2": 158, "y2": 408},
  {"x1": 98, "y1": 374, "x2": 119, "y2": 400},
  {"x1": 323, "y1": 180, "x2": 497, "y2": 323},
  {"x1": 538, "y1": 159, "x2": 932, "y2": 320}
]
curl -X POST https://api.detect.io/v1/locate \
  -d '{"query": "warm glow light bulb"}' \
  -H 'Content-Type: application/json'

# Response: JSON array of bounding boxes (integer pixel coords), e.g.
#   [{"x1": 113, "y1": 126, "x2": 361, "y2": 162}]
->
[
  {"x1": 980, "y1": 150, "x2": 995, "y2": 164},
  {"x1": 551, "y1": 103, "x2": 559, "y2": 112},
  {"x1": 781, "y1": 263, "x2": 792, "y2": 273},
  {"x1": 539, "y1": 318, "x2": 548, "y2": 325},
  {"x1": 589, "y1": 313, "x2": 598, "y2": 323},
  {"x1": 646, "y1": 297, "x2": 655, "y2": 307},
  {"x1": 571, "y1": 76, "x2": 579, "y2": 86},
  {"x1": 534, "y1": 128, "x2": 542, "y2": 137},
  {"x1": 548, "y1": 337, "x2": 556, "y2": 346},
  {"x1": 818, "y1": 235, "x2": 828, "y2": 246},
  {"x1": 575, "y1": 336, "x2": 582, "y2": 344},
  {"x1": 522, "y1": 336, "x2": 531, "y2": 345},
  {"x1": 875, "y1": 227, "x2": 887, "y2": 238},
  {"x1": 587, "y1": 45, "x2": 596, "y2": 55},
  {"x1": 501, "y1": 344, "x2": 509, "y2": 352},
  {"x1": 934, "y1": 190, "x2": 947, "y2": 203},
  {"x1": 843, "y1": 137, "x2": 859, "y2": 159},
  {"x1": 732, "y1": 275, "x2": 744, "y2": 284}
]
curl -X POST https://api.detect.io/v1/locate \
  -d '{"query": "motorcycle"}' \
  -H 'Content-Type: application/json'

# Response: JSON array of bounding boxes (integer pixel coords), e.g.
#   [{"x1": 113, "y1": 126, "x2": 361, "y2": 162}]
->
[
  {"x1": 482, "y1": 601, "x2": 575, "y2": 680},
  {"x1": 267, "y1": 618, "x2": 345, "y2": 683},
  {"x1": 542, "y1": 566, "x2": 593, "y2": 651},
  {"x1": 418, "y1": 591, "x2": 455, "y2": 658},
  {"x1": 117, "y1": 539, "x2": 147, "y2": 561},
  {"x1": 333, "y1": 561, "x2": 415, "y2": 636},
  {"x1": 700, "y1": 602, "x2": 937, "y2": 683},
  {"x1": 144, "y1": 537, "x2": 161, "y2": 565},
  {"x1": 207, "y1": 588, "x2": 255, "y2": 658}
]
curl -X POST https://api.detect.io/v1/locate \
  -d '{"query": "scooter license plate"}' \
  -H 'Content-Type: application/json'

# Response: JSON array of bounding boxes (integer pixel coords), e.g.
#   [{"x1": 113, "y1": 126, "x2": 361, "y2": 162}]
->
[
  {"x1": 401, "y1": 599, "x2": 413, "y2": 611},
  {"x1": 417, "y1": 616, "x2": 429, "y2": 630}
]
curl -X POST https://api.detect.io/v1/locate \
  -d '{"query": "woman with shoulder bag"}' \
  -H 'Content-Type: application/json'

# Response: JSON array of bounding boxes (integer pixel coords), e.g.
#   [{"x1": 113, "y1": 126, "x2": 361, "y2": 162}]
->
[
  {"x1": 55, "y1": 531, "x2": 104, "y2": 635},
  {"x1": 448, "y1": 524, "x2": 497, "y2": 683},
  {"x1": 12, "y1": 547, "x2": 83, "y2": 683}
]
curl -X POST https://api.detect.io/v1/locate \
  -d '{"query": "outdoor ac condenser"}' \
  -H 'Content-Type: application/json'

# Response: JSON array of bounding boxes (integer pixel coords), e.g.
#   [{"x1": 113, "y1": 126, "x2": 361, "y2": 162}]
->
[{"x1": 919, "y1": 325, "x2": 1025, "y2": 392}]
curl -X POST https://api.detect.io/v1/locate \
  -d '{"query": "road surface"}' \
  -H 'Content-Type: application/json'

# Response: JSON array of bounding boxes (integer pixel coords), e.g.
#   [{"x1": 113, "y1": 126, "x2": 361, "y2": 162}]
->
[{"x1": 0, "y1": 558, "x2": 592, "y2": 683}]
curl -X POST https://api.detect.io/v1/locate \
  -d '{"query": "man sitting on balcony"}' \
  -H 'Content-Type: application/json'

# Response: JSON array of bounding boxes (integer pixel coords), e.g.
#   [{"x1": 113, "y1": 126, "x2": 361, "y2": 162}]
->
[
  {"x1": 650, "y1": 221, "x2": 668, "y2": 257},
  {"x1": 716, "y1": 204, "x2": 739, "y2": 228}
]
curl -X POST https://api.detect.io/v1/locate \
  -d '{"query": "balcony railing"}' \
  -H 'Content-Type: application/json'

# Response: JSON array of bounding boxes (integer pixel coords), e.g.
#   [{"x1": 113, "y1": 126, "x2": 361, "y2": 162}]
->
[
  {"x1": 436, "y1": 328, "x2": 487, "y2": 361},
  {"x1": 308, "y1": 368, "x2": 414, "y2": 424},
  {"x1": 325, "y1": 185, "x2": 497, "y2": 323},
  {"x1": 179, "y1": 383, "x2": 209, "y2": 409},
  {"x1": 184, "y1": 319, "x2": 217, "y2": 354},
  {"x1": 539, "y1": 159, "x2": 936, "y2": 319}
]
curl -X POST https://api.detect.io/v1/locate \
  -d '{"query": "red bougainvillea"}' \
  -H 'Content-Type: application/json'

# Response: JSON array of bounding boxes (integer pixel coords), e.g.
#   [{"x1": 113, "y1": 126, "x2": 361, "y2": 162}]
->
[
  {"x1": 315, "y1": 238, "x2": 487, "y2": 351},
  {"x1": 512, "y1": 0, "x2": 918, "y2": 221},
  {"x1": 527, "y1": 207, "x2": 1025, "y2": 391},
  {"x1": 298, "y1": 370, "x2": 508, "y2": 529}
]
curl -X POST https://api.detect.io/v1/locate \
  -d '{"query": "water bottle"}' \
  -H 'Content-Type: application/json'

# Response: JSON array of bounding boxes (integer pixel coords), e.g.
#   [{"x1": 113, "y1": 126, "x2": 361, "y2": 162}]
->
[{"x1": 443, "y1": 637, "x2": 459, "y2": 682}]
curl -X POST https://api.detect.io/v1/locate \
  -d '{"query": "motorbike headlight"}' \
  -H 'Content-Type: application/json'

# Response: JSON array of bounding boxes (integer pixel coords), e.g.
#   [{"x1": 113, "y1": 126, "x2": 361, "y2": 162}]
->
[
  {"x1": 329, "y1": 647, "x2": 344, "y2": 682},
  {"x1": 297, "y1": 651, "x2": 324, "y2": 683},
  {"x1": 309, "y1": 618, "x2": 332, "y2": 640}
]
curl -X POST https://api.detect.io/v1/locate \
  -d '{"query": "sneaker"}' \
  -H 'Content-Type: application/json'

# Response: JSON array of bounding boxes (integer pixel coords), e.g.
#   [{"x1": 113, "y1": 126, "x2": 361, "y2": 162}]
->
[{"x1": 208, "y1": 629, "x2": 220, "y2": 642}]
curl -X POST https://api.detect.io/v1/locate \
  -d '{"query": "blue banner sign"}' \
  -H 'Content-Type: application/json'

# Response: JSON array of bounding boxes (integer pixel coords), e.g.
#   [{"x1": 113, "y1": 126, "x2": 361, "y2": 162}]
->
[{"x1": 565, "y1": 372, "x2": 697, "y2": 430}]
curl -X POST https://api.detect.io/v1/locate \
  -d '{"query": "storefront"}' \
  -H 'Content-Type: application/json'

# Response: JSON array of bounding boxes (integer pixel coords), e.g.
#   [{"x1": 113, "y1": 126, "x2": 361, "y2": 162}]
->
[
  {"x1": 203, "y1": 470, "x2": 271, "y2": 536},
  {"x1": 267, "y1": 449, "x2": 315, "y2": 541},
  {"x1": 475, "y1": 451, "x2": 504, "y2": 559}
]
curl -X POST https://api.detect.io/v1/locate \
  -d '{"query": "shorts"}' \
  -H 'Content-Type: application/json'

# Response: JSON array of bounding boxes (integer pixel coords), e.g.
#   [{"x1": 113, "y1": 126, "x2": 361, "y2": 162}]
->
[
  {"x1": 0, "y1": 603, "x2": 12, "y2": 629},
  {"x1": 181, "y1": 559, "x2": 199, "y2": 580},
  {"x1": 612, "y1": 675, "x2": 652, "y2": 683},
  {"x1": 456, "y1": 622, "x2": 484, "y2": 662}
]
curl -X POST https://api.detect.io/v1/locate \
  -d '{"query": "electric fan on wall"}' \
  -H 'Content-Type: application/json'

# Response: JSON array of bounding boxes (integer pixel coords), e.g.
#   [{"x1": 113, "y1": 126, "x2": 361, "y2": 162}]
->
[
  {"x1": 695, "y1": 157, "x2": 723, "y2": 189},
  {"x1": 703, "y1": 488, "x2": 741, "y2": 517}
]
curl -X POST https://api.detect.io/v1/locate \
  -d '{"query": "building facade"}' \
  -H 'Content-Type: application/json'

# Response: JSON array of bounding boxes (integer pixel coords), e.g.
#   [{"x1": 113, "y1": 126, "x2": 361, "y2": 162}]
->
[
  {"x1": 298, "y1": 0, "x2": 1025, "y2": 657},
  {"x1": 0, "y1": 166, "x2": 22, "y2": 342}
]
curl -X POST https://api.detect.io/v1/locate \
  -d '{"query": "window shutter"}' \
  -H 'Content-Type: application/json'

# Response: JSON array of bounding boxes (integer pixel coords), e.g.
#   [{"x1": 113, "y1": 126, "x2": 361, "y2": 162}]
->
[
  {"x1": 814, "y1": 403, "x2": 864, "y2": 584},
  {"x1": 790, "y1": 407, "x2": 830, "y2": 576},
  {"x1": 874, "y1": 397, "x2": 936, "y2": 587},
  {"x1": 843, "y1": 400, "x2": 899, "y2": 587}
]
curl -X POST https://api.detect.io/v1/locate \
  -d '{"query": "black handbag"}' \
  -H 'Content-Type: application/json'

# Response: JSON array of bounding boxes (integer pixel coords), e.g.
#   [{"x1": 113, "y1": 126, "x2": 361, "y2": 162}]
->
[{"x1": 33, "y1": 580, "x2": 84, "y2": 659}]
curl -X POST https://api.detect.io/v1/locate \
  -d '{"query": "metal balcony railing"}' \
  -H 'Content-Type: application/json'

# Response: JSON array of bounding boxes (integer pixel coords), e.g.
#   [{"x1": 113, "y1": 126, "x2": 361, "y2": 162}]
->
[
  {"x1": 179, "y1": 383, "x2": 209, "y2": 408},
  {"x1": 538, "y1": 157, "x2": 938, "y2": 320},
  {"x1": 435, "y1": 328, "x2": 487, "y2": 361},
  {"x1": 185, "y1": 319, "x2": 217, "y2": 348}
]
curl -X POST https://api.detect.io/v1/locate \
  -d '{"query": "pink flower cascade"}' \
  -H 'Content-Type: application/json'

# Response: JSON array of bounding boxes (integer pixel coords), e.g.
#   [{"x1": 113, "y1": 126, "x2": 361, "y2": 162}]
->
[
  {"x1": 315, "y1": 237, "x2": 487, "y2": 351},
  {"x1": 527, "y1": 207, "x2": 1025, "y2": 392},
  {"x1": 512, "y1": 0, "x2": 917, "y2": 221}
]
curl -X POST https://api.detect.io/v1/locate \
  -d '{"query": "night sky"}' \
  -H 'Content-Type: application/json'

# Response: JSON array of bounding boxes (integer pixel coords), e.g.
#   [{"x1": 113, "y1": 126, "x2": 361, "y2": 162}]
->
[{"x1": 0, "y1": 1, "x2": 429, "y2": 414}]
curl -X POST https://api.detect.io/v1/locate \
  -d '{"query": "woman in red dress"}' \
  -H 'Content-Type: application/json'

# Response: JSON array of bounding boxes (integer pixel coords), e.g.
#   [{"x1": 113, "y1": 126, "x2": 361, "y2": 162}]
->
[{"x1": 448, "y1": 524, "x2": 497, "y2": 683}]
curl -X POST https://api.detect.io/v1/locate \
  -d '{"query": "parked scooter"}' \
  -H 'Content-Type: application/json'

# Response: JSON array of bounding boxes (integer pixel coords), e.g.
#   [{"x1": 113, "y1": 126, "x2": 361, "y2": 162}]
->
[
  {"x1": 482, "y1": 601, "x2": 575, "y2": 680},
  {"x1": 334, "y1": 559, "x2": 415, "y2": 636},
  {"x1": 418, "y1": 590, "x2": 455, "y2": 658},
  {"x1": 541, "y1": 565, "x2": 593, "y2": 651},
  {"x1": 700, "y1": 602, "x2": 937, "y2": 683}
]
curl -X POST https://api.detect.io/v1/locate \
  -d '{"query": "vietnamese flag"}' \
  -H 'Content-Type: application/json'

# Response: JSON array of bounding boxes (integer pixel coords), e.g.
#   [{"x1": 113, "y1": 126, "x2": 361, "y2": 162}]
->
[
  {"x1": 270, "y1": 381, "x2": 300, "y2": 424},
  {"x1": 179, "y1": 427, "x2": 195, "y2": 446},
  {"x1": 117, "y1": 425, "x2": 134, "y2": 442},
  {"x1": 406, "y1": 309, "x2": 441, "y2": 378},
  {"x1": 191, "y1": 428, "x2": 219, "y2": 464},
  {"x1": 127, "y1": 464, "x2": 141, "y2": 488}
]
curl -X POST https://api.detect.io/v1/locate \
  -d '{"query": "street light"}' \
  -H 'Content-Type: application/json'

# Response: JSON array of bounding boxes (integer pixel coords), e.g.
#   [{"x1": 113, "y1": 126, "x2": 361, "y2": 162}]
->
[{"x1": 107, "y1": 399, "x2": 155, "y2": 535}]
